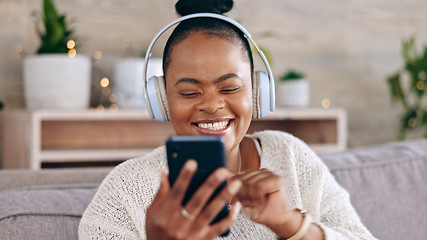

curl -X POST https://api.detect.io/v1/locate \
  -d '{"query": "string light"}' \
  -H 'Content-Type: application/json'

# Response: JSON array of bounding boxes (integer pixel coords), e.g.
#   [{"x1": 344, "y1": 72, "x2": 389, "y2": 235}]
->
[
  {"x1": 16, "y1": 44, "x2": 24, "y2": 54},
  {"x1": 110, "y1": 103, "x2": 119, "y2": 112},
  {"x1": 100, "y1": 77, "x2": 110, "y2": 88},
  {"x1": 321, "y1": 98, "x2": 331, "y2": 108},
  {"x1": 93, "y1": 50, "x2": 103, "y2": 60},
  {"x1": 96, "y1": 105, "x2": 105, "y2": 112},
  {"x1": 67, "y1": 40, "x2": 76, "y2": 49},
  {"x1": 68, "y1": 48, "x2": 76, "y2": 58},
  {"x1": 408, "y1": 118, "x2": 416, "y2": 128},
  {"x1": 102, "y1": 87, "x2": 111, "y2": 96},
  {"x1": 108, "y1": 93, "x2": 117, "y2": 103},
  {"x1": 416, "y1": 80, "x2": 424, "y2": 91}
]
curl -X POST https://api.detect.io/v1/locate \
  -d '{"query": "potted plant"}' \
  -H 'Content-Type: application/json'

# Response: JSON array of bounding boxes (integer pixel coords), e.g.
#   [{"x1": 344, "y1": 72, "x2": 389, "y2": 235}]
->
[
  {"x1": 276, "y1": 69, "x2": 310, "y2": 108},
  {"x1": 113, "y1": 49, "x2": 162, "y2": 109},
  {"x1": 23, "y1": 0, "x2": 91, "y2": 109},
  {"x1": 387, "y1": 37, "x2": 427, "y2": 140}
]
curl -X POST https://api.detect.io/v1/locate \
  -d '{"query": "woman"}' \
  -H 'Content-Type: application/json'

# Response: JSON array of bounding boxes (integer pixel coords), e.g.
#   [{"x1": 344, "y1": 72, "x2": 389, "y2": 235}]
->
[{"x1": 79, "y1": 0, "x2": 376, "y2": 239}]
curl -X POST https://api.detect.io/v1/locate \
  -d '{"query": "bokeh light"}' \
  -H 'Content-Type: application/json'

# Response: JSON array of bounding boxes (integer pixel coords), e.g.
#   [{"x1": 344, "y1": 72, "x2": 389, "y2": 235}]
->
[
  {"x1": 100, "y1": 77, "x2": 110, "y2": 88},
  {"x1": 96, "y1": 105, "x2": 105, "y2": 112},
  {"x1": 68, "y1": 49, "x2": 76, "y2": 58},
  {"x1": 110, "y1": 103, "x2": 119, "y2": 112},
  {"x1": 93, "y1": 50, "x2": 103, "y2": 60},
  {"x1": 321, "y1": 98, "x2": 331, "y2": 108},
  {"x1": 416, "y1": 80, "x2": 424, "y2": 91},
  {"x1": 102, "y1": 87, "x2": 111, "y2": 96},
  {"x1": 109, "y1": 93, "x2": 117, "y2": 103},
  {"x1": 408, "y1": 117, "x2": 416, "y2": 128},
  {"x1": 67, "y1": 40, "x2": 76, "y2": 49},
  {"x1": 16, "y1": 44, "x2": 23, "y2": 54}
]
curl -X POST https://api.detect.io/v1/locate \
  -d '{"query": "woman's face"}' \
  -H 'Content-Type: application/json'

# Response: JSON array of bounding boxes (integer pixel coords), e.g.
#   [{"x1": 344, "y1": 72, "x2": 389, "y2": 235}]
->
[{"x1": 165, "y1": 31, "x2": 253, "y2": 155}]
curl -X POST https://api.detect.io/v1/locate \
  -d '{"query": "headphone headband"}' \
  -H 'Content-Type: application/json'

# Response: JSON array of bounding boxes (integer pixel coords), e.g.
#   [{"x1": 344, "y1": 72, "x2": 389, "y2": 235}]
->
[{"x1": 143, "y1": 13, "x2": 275, "y2": 119}]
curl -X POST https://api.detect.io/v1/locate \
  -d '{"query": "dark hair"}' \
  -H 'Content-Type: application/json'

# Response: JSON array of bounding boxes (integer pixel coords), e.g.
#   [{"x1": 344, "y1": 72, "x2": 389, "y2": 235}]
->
[{"x1": 162, "y1": 0, "x2": 254, "y2": 78}]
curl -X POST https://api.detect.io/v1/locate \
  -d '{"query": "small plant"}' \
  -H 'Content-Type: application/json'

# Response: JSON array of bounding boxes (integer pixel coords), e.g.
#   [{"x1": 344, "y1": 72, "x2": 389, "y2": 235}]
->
[
  {"x1": 34, "y1": 0, "x2": 75, "y2": 54},
  {"x1": 387, "y1": 37, "x2": 427, "y2": 140},
  {"x1": 280, "y1": 70, "x2": 305, "y2": 81}
]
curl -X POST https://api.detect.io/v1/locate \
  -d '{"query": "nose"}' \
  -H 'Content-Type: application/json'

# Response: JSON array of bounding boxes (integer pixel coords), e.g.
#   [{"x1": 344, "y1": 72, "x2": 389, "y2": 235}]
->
[{"x1": 196, "y1": 91, "x2": 225, "y2": 114}]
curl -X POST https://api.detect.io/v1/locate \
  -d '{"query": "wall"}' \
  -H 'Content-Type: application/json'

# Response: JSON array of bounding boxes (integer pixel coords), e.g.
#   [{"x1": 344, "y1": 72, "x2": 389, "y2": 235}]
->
[{"x1": 1, "y1": 0, "x2": 427, "y2": 164}]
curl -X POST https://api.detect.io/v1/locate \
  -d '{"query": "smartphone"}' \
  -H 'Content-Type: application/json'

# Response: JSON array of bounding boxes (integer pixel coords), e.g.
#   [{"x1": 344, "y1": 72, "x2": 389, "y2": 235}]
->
[{"x1": 166, "y1": 135, "x2": 230, "y2": 236}]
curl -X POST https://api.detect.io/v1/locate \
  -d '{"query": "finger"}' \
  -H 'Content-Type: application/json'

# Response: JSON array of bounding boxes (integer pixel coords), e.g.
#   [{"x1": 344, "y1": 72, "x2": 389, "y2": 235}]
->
[
  {"x1": 184, "y1": 168, "x2": 231, "y2": 217},
  {"x1": 149, "y1": 171, "x2": 171, "y2": 213},
  {"x1": 197, "y1": 179, "x2": 242, "y2": 226},
  {"x1": 237, "y1": 170, "x2": 270, "y2": 202},
  {"x1": 238, "y1": 171, "x2": 281, "y2": 205},
  {"x1": 204, "y1": 200, "x2": 242, "y2": 239},
  {"x1": 168, "y1": 159, "x2": 197, "y2": 205}
]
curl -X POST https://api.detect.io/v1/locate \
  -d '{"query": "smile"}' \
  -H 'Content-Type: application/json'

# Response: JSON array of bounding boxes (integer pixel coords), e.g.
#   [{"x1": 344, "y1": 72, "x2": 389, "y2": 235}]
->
[
  {"x1": 197, "y1": 120, "x2": 229, "y2": 130},
  {"x1": 192, "y1": 119, "x2": 234, "y2": 135}
]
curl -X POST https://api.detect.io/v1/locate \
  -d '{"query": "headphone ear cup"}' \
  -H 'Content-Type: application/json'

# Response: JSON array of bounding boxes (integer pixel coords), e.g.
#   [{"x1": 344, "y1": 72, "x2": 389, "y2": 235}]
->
[
  {"x1": 252, "y1": 71, "x2": 271, "y2": 119},
  {"x1": 156, "y1": 76, "x2": 170, "y2": 121},
  {"x1": 145, "y1": 76, "x2": 170, "y2": 122}
]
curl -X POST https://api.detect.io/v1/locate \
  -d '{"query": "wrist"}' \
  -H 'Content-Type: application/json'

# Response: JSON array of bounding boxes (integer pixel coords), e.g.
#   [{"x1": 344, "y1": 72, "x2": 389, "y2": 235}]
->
[
  {"x1": 272, "y1": 209, "x2": 312, "y2": 240},
  {"x1": 269, "y1": 208, "x2": 303, "y2": 239}
]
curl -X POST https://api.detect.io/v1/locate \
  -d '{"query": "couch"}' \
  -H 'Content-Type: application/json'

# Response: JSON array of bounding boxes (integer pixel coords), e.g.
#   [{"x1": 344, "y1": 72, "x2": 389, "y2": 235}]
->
[{"x1": 1, "y1": 139, "x2": 426, "y2": 239}]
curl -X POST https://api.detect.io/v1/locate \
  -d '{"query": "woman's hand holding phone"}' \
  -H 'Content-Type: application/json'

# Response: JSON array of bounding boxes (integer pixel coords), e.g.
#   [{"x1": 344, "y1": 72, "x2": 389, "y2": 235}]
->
[{"x1": 145, "y1": 160, "x2": 242, "y2": 240}]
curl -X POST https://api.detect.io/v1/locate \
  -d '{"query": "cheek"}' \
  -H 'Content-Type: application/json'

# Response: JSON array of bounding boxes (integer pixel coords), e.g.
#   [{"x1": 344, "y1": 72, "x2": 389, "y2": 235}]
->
[
  {"x1": 234, "y1": 88, "x2": 253, "y2": 118},
  {"x1": 168, "y1": 97, "x2": 189, "y2": 121}
]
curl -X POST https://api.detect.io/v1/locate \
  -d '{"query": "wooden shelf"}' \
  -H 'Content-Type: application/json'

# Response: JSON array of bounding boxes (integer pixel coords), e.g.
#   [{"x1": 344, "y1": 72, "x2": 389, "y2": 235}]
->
[
  {"x1": 40, "y1": 149, "x2": 153, "y2": 162},
  {"x1": 2, "y1": 108, "x2": 347, "y2": 169}
]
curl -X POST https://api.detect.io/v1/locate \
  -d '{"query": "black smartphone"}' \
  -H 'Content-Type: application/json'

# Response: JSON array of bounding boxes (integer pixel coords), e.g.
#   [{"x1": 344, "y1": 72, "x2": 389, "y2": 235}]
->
[{"x1": 166, "y1": 135, "x2": 230, "y2": 236}]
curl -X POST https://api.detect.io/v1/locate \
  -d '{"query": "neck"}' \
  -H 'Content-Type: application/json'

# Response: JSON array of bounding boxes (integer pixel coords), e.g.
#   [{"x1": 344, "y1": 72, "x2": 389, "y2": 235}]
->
[{"x1": 227, "y1": 147, "x2": 241, "y2": 174}]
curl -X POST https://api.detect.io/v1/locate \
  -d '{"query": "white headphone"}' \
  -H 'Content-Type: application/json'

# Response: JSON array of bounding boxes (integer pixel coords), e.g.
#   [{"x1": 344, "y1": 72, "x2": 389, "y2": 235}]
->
[{"x1": 143, "y1": 13, "x2": 275, "y2": 122}]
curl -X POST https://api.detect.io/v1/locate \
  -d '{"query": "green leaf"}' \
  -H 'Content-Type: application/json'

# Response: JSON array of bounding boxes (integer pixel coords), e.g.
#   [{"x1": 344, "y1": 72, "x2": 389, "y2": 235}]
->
[
  {"x1": 280, "y1": 70, "x2": 305, "y2": 81},
  {"x1": 388, "y1": 37, "x2": 427, "y2": 140},
  {"x1": 36, "y1": 0, "x2": 74, "y2": 54},
  {"x1": 387, "y1": 72, "x2": 407, "y2": 108}
]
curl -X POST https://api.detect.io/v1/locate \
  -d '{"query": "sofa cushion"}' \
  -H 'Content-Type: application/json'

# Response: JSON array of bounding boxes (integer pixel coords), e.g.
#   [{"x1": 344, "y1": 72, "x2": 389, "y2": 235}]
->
[
  {"x1": 0, "y1": 167, "x2": 111, "y2": 191},
  {"x1": 0, "y1": 184, "x2": 98, "y2": 240},
  {"x1": 320, "y1": 139, "x2": 427, "y2": 240}
]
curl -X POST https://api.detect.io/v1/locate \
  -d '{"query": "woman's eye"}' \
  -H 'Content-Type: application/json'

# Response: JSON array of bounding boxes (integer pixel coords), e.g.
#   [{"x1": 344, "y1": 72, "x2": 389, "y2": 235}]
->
[
  {"x1": 220, "y1": 87, "x2": 240, "y2": 94},
  {"x1": 179, "y1": 92, "x2": 200, "y2": 97}
]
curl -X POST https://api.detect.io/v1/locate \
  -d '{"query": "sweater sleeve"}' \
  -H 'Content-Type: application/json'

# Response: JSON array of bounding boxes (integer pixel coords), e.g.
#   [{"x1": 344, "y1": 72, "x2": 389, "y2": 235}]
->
[
  {"x1": 78, "y1": 166, "x2": 143, "y2": 240},
  {"x1": 292, "y1": 136, "x2": 377, "y2": 240}
]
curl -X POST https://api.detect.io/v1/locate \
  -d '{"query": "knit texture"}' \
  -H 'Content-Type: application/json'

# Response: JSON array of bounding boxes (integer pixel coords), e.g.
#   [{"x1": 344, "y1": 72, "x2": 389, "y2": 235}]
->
[{"x1": 79, "y1": 130, "x2": 376, "y2": 239}]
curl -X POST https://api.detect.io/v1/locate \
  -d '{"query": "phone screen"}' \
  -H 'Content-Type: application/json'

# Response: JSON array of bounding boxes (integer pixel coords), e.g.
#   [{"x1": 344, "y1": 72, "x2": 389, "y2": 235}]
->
[{"x1": 166, "y1": 135, "x2": 230, "y2": 236}]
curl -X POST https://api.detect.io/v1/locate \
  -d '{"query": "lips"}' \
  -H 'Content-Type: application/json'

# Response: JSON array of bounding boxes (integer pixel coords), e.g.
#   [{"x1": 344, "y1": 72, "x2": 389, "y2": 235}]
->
[{"x1": 192, "y1": 119, "x2": 234, "y2": 135}]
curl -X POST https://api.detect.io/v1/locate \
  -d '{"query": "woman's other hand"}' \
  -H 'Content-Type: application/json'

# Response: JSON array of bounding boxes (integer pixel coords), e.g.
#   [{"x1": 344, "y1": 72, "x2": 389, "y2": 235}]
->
[
  {"x1": 146, "y1": 160, "x2": 242, "y2": 240},
  {"x1": 234, "y1": 169, "x2": 294, "y2": 228}
]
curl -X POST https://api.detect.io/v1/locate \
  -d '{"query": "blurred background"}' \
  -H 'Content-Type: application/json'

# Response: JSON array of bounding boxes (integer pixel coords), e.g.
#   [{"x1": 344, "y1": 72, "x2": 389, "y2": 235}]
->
[{"x1": 1, "y1": 0, "x2": 427, "y2": 166}]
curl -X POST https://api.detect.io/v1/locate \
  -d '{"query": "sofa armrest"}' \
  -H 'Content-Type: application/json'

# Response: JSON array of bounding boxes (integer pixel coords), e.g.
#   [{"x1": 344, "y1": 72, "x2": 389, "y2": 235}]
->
[{"x1": 320, "y1": 139, "x2": 427, "y2": 240}]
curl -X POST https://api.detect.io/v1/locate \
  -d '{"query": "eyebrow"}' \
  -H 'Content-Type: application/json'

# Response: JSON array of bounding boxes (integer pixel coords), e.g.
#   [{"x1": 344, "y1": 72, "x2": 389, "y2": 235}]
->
[{"x1": 174, "y1": 73, "x2": 242, "y2": 86}]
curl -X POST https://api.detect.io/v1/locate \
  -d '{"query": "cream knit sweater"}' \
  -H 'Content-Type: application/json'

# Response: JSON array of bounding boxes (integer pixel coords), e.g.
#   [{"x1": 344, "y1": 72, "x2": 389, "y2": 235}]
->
[{"x1": 79, "y1": 130, "x2": 376, "y2": 239}]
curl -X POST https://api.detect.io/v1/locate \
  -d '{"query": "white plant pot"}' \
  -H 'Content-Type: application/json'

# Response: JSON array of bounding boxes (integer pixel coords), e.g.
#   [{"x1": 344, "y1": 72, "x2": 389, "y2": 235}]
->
[
  {"x1": 276, "y1": 79, "x2": 310, "y2": 108},
  {"x1": 113, "y1": 58, "x2": 163, "y2": 108},
  {"x1": 23, "y1": 54, "x2": 91, "y2": 109}
]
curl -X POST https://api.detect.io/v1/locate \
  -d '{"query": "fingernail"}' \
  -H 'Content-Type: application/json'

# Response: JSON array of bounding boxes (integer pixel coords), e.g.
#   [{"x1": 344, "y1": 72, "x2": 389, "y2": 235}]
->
[
  {"x1": 233, "y1": 201, "x2": 241, "y2": 220},
  {"x1": 228, "y1": 180, "x2": 242, "y2": 195},
  {"x1": 185, "y1": 160, "x2": 197, "y2": 171}
]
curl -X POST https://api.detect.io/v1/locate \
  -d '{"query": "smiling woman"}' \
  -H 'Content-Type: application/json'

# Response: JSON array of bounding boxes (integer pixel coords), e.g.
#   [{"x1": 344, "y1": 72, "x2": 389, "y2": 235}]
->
[
  {"x1": 166, "y1": 31, "x2": 253, "y2": 159},
  {"x1": 78, "y1": 0, "x2": 377, "y2": 239}
]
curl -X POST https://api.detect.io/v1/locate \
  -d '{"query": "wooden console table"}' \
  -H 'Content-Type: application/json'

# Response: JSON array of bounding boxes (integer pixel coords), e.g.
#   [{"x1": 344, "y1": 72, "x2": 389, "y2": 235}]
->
[{"x1": 2, "y1": 108, "x2": 346, "y2": 169}]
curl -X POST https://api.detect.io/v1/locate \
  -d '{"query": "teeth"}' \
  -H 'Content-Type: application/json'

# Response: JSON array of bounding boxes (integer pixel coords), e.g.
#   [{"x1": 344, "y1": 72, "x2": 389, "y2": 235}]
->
[{"x1": 198, "y1": 121, "x2": 228, "y2": 130}]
